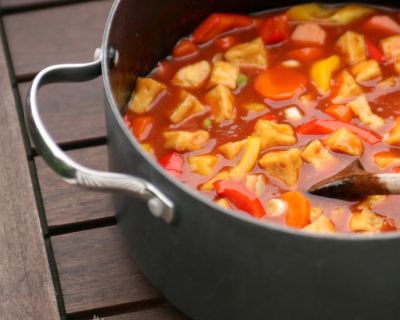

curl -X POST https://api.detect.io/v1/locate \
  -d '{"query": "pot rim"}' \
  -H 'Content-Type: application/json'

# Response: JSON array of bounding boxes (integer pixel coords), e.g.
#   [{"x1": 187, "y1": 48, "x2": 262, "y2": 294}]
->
[{"x1": 100, "y1": 0, "x2": 400, "y2": 242}]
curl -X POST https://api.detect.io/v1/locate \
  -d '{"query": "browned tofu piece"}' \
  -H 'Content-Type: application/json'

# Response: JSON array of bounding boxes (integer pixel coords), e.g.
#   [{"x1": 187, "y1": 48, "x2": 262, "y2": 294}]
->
[
  {"x1": 218, "y1": 140, "x2": 246, "y2": 160},
  {"x1": 349, "y1": 208, "x2": 384, "y2": 233},
  {"x1": 303, "y1": 215, "x2": 336, "y2": 234},
  {"x1": 208, "y1": 61, "x2": 239, "y2": 90},
  {"x1": 164, "y1": 130, "x2": 210, "y2": 152},
  {"x1": 335, "y1": 31, "x2": 366, "y2": 65},
  {"x1": 373, "y1": 150, "x2": 400, "y2": 169},
  {"x1": 385, "y1": 118, "x2": 400, "y2": 145},
  {"x1": 259, "y1": 148, "x2": 302, "y2": 187},
  {"x1": 242, "y1": 102, "x2": 267, "y2": 113},
  {"x1": 225, "y1": 38, "x2": 268, "y2": 69},
  {"x1": 204, "y1": 85, "x2": 236, "y2": 124},
  {"x1": 332, "y1": 70, "x2": 362, "y2": 104},
  {"x1": 378, "y1": 77, "x2": 398, "y2": 89},
  {"x1": 350, "y1": 59, "x2": 382, "y2": 82},
  {"x1": 347, "y1": 95, "x2": 384, "y2": 129},
  {"x1": 169, "y1": 90, "x2": 205, "y2": 123},
  {"x1": 172, "y1": 60, "x2": 211, "y2": 89},
  {"x1": 301, "y1": 140, "x2": 334, "y2": 169},
  {"x1": 324, "y1": 128, "x2": 364, "y2": 156},
  {"x1": 292, "y1": 23, "x2": 327, "y2": 46},
  {"x1": 244, "y1": 174, "x2": 265, "y2": 197},
  {"x1": 254, "y1": 119, "x2": 296, "y2": 150},
  {"x1": 380, "y1": 35, "x2": 400, "y2": 60},
  {"x1": 310, "y1": 207, "x2": 323, "y2": 223},
  {"x1": 200, "y1": 170, "x2": 230, "y2": 191},
  {"x1": 129, "y1": 77, "x2": 166, "y2": 114},
  {"x1": 188, "y1": 155, "x2": 218, "y2": 176}
]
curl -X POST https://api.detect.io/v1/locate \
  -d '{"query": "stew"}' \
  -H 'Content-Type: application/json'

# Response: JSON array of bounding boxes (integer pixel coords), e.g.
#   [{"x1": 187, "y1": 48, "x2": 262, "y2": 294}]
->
[{"x1": 124, "y1": 3, "x2": 400, "y2": 235}]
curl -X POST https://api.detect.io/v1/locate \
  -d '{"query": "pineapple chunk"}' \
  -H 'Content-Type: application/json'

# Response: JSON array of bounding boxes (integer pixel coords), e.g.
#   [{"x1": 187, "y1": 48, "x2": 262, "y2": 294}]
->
[
  {"x1": 208, "y1": 61, "x2": 239, "y2": 90},
  {"x1": 242, "y1": 102, "x2": 267, "y2": 112},
  {"x1": 244, "y1": 174, "x2": 265, "y2": 197},
  {"x1": 310, "y1": 207, "x2": 323, "y2": 222},
  {"x1": 225, "y1": 38, "x2": 268, "y2": 69},
  {"x1": 380, "y1": 35, "x2": 400, "y2": 60},
  {"x1": 378, "y1": 77, "x2": 398, "y2": 89},
  {"x1": 332, "y1": 70, "x2": 362, "y2": 103},
  {"x1": 259, "y1": 148, "x2": 302, "y2": 187},
  {"x1": 218, "y1": 140, "x2": 246, "y2": 160},
  {"x1": 188, "y1": 155, "x2": 218, "y2": 176},
  {"x1": 335, "y1": 31, "x2": 366, "y2": 65},
  {"x1": 172, "y1": 60, "x2": 211, "y2": 89},
  {"x1": 129, "y1": 77, "x2": 166, "y2": 114},
  {"x1": 349, "y1": 208, "x2": 384, "y2": 233},
  {"x1": 301, "y1": 140, "x2": 334, "y2": 169},
  {"x1": 169, "y1": 90, "x2": 205, "y2": 123},
  {"x1": 200, "y1": 170, "x2": 230, "y2": 191},
  {"x1": 373, "y1": 150, "x2": 400, "y2": 169},
  {"x1": 266, "y1": 199, "x2": 288, "y2": 218},
  {"x1": 281, "y1": 60, "x2": 301, "y2": 68},
  {"x1": 303, "y1": 215, "x2": 336, "y2": 234},
  {"x1": 347, "y1": 95, "x2": 384, "y2": 129},
  {"x1": 204, "y1": 85, "x2": 236, "y2": 124},
  {"x1": 140, "y1": 143, "x2": 154, "y2": 155},
  {"x1": 285, "y1": 106, "x2": 303, "y2": 121},
  {"x1": 164, "y1": 130, "x2": 210, "y2": 152},
  {"x1": 254, "y1": 119, "x2": 296, "y2": 150},
  {"x1": 292, "y1": 23, "x2": 327, "y2": 46},
  {"x1": 216, "y1": 198, "x2": 230, "y2": 209},
  {"x1": 350, "y1": 59, "x2": 382, "y2": 82},
  {"x1": 385, "y1": 118, "x2": 400, "y2": 146},
  {"x1": 324, "y1": 128, "x2": 364, "y2": 156}
]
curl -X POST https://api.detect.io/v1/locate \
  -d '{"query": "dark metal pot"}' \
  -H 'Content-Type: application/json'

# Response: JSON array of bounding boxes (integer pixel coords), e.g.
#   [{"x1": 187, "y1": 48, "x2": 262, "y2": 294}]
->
[{"x1": 27, "y1": 1, "x2": 400, "y2": 319}]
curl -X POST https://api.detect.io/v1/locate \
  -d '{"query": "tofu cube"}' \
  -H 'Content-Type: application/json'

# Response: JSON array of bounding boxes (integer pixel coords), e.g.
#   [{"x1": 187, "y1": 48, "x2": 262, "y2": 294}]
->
[
  {"x1": 172, "y1": 60, "x2": 211, "y2": 89},
  {"x1": 225, "y1": 38, "x2": 268, "y2": 69},
  {"x1": 188, "y1": 154, "x2": 218, "y2": 176},
  {"x1": 347, "y1": 95, "x2": 384, "y2": 129},
  {"x1": 208, "y1": 61, "x2": 239, "y2": 90},
  {"x1": 301, "y1": 140, "x2": 334, "y2": 169},
  {"x1": 218, "y1": 140, "x2": 246, "y2": 160},
  {"x1": 129, "y1": 77, "x2": 166, "y2": 114},
  {"x1": 373, "y1": 150, "x2": 400, "y2": 169},
  {"x1": 259, "y1": 148, "x2": 302, "y2": 187},
  {"x1": 303, "y1": 215, "x2": 336, "y2": 234},
  {"x1": 349, "y1": 208, "x2": 384, "y2": 233},
  {"x1": 292, "y1": 23, "x2": 327, "y2": 46},
  {"x1": 332, "y1": 70, "x2": 362, "y2": 103},
  {"x1": 335, "y1": 31, "x2": 366, "y2": 65},
  {"x1": 164, "y1": 130, "x2": 210, "y2": 152},
  {"x1": 204, "y1": 85, "x2": 236, "y2": 124},
  {"x1": 324, "y1": 128, "x2": 364, "y2": 156},
  {"x1": 385, "y1": 118, "x2": 400, "y2": 146},
  {"x1": 254, "y1": 119, "x2": 297, "y2": 150},
  {"x1": 169, "y1": 90, "x2": 205, "y2": 123},
  {"x1": 380, "y1": 35, "x2": 400, "y2": 60},
  {"x1": 350, "y1": 59, "x2": 382, "y2": 82}
]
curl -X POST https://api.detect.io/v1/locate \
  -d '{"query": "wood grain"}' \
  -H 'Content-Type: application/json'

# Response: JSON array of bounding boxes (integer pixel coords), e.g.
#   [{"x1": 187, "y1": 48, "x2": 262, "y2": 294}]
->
[
  {"x1": 103, "y1": 305, "x2": 188, "y2": 319},
  {"x1": 19, "y1": 79, "x2": 106, "y2": 146},
  {"x1": 1, "y1": 0, "x2": 80, "y2": 10},
  {"x1": 51, "y1": 225, "x2": 161, "y2": 316},
  {"x1": 3, "y1": 0, "x2": 113, "y2": 79},
  {"x1": 0, "y1": 32, "x2": 59, "y2": 319},
  {"x1": 35, "y1": 145, "x2": 114, "y2": 229}
]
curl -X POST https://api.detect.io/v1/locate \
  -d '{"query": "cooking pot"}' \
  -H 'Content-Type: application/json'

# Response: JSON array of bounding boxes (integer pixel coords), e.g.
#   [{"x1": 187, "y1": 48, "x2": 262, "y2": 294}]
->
[{"x1": 26, "y1": 1, "x2": 400, "y2": 319}]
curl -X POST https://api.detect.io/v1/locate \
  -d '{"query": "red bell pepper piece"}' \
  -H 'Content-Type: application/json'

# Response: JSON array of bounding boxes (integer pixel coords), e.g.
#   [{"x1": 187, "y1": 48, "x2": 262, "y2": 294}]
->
[
  {"x1": 159, "y1": 152, "x2": 184, "y2": 177},
  {"x1": 131, "y1": 116, "x2": 155, "y2": 141},
  {"x1": 365, "y1": 38, "x2": 386, "y2": 63},
  {"x1": 297, "y1": 119, "x2": 382, "y2": 145},
  {"x1": 173, "y1": 39, "x2": 198, "y2": 58},
  {"x1": 214, "y1": 180, "x2": 265, "y2": 218},
  {"x1": 262, "y1": 114, "x2": 277, "y2": 121},
  {"x1": 192, "y1": 13, "x2": 253, "y2": 44},
  {"x1": 392, "y1": 166, "x2": 400, "y2": 173},
  {"x1": 258, "y1": 14, "x2": 289, "y2": 45},
  {"x1": 215, "y1": 35, "x2": 238, "y2": 51}
]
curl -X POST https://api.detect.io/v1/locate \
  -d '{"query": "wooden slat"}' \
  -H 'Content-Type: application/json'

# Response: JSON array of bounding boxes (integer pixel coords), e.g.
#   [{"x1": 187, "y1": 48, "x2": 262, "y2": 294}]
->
[
  {"x1": 103, "y1": 305, "x2": 188, "y2": 319},
  {"x1": 35, "y1": 145, "x2": 114, "y2": 229},
  {"x1": 1, "y1": 0, "x2": 78, "y2": 10},
  {"x1": 19, "y1": 79, "x2": 106, "y2": 146},
  {"x1": 3, "y1": 0, "x2": 112, "y2": 79},
  {"x1": 0, "y1": 32, "x2": 59, "y2": 319},
  {"x1": 51, "y1": 226, "x2": 161, "y2": 316}
]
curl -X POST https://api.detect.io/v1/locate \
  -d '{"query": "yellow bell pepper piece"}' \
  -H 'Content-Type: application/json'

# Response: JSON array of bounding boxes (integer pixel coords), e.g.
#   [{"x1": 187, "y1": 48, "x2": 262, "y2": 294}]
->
[
  {"x1": 141, "y1": 143, "x2": 154, "y2": 154},
  {"x1": 310, "y1": 55, "x2": 341, "y2": 94},
  {"x1": 188, "y1": 155, "x2": 218, "y2": 176},
  {"x1": 230, "y1": 136, "x2": 261, "y2": 180},
  {"x1": 287, "y1": 3, "x2": 374, "y2": 25}
]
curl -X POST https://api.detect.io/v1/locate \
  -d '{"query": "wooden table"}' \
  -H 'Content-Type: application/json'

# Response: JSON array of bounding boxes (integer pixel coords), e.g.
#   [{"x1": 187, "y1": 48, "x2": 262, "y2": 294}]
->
[{"x1": 0, "y1": 1, "x2": 188, "y2": 319}]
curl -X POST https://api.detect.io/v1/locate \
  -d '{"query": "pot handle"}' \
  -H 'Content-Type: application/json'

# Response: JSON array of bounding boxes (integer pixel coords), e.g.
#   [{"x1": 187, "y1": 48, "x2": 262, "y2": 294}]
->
[{"x1": 26, "y1": 53, "x2": 175, "y2": 223}]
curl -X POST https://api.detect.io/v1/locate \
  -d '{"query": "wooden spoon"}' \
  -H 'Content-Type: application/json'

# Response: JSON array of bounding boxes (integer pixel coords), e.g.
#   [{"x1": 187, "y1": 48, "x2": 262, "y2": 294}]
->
[{"x1": 308, "y1": 160, "x2": 400, "y2": 200}]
